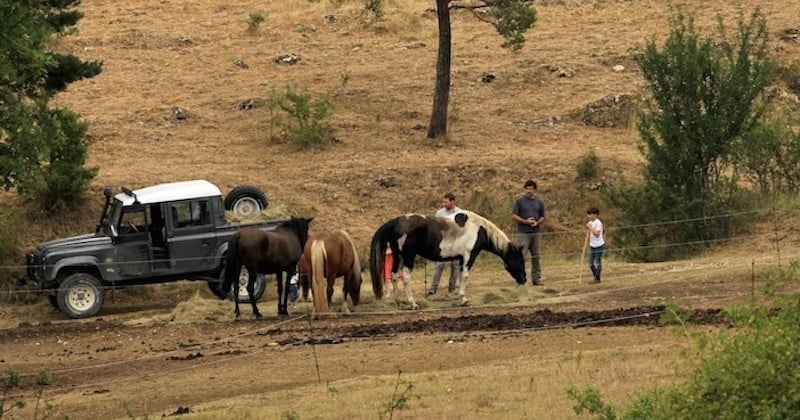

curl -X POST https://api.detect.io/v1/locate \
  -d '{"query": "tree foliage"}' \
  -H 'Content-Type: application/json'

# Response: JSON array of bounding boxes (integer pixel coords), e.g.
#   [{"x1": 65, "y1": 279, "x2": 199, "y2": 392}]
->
[
  {"x1": 606, "y1": 8, "x2": 776, "y2": 261},
  {"x1": 734, "y1": 108, "x2": 800, "y2": 197},
  {"x1": 0, "y1": 0, "x2": 101, "y2": 211}
]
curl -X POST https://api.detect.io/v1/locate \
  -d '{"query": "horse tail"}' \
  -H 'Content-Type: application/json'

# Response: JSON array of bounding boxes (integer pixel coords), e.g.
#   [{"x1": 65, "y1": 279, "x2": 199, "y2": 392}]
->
[
  {"x1": 310, "y1": 239, "x2": 328, "y2": 314},
  {"x1": 340, "y1": 230, "x2": 362, "y2": 304},
  {"x1": 369, "y1": 221, "x2": 393, "y2": 299},
  {"x1": 222, "y1": 233, "x2": 241, "y2": 298}
]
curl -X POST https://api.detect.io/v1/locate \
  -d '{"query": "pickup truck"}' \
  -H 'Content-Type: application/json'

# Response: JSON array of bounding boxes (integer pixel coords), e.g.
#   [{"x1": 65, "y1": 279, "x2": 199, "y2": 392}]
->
[{"x1": 26, "y1": 179, "x2": 282, "y2": 319}]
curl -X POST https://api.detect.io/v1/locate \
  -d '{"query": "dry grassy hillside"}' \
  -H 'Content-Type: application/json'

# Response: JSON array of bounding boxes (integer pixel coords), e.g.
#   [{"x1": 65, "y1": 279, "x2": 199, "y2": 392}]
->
[{"x1": 13, "y1": 0, "x2": 800, "y2": 251}]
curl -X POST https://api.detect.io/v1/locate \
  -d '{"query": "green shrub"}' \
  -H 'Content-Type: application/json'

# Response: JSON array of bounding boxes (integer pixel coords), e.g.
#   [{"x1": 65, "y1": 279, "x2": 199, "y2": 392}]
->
[
  {"x1": 2, "y1": 368, "x2": 57, "y2": 418},
  {"x1": 267, "y1": 86, "x2": 335, "y2": 149},
  {"x1": 575, "y1": 150, "x2": 600, "y2": 180},
  {"x1": 604, "y1": 179, "x2": 759, "y2": 261},
  {"x1": 568, "y1": 263, "x2": 800, "y2": 419},
  {"x1": 247, "y1": 12, "x2": 266, "y2": 33},
  {"x1": 735, "y1": 109, "x2": 800, "y2": 196},
  {"x1": 380, "y1": 369, "x2": 418, "y2": 419}
]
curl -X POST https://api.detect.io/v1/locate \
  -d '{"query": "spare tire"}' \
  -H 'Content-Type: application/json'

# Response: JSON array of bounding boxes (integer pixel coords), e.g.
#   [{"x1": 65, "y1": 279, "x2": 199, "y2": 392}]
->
[{"x1": 224, "y1": 185, "x2": 268, "y2": 218}]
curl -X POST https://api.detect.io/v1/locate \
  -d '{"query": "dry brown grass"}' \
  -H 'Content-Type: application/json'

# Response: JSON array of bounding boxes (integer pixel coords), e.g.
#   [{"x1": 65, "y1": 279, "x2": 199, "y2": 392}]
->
[
  {"x1": 179, "y1": 327, "x2": 692, "y2": 419},
  {"x1": 17, "y1": 0, "x2": 792, "y2": 253},
  {"x1": 3, "y1": 1, "x2": 800, "y2": 418}
]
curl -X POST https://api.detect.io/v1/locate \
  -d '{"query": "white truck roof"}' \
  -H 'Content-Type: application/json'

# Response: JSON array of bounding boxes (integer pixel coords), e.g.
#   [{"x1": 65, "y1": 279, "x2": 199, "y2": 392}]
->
[{"x1": 115, "y1": 180, "x2": 222, "y2": 205}]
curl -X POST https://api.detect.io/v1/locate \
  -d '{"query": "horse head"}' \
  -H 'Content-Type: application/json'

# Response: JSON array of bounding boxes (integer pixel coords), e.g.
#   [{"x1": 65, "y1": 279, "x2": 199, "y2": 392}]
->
[
  {"x1": 503, "y1": 243, "x2": 527, "y2": 285},
  {"x1": 288, "y1": 216, "x2": 314, "y2": 247}
]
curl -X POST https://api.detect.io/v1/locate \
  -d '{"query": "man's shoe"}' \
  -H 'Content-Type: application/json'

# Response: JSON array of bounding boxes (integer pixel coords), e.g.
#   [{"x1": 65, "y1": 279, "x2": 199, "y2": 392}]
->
[
  {"x1": 426, "y1": 289, "x2": 436, "y2": 296},
  {"x1": 589, "y1": 278, "x2": 601, "y2": 284},
  {"x1": 532, "y1": 280, "x2": 543, "y2": 286}
]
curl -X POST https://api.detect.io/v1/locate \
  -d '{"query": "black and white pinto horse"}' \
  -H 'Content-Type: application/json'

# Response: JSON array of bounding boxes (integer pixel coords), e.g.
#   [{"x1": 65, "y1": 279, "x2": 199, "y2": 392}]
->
[{"x1": 369, "y1": 210, "x2": 526, "y2": 308}]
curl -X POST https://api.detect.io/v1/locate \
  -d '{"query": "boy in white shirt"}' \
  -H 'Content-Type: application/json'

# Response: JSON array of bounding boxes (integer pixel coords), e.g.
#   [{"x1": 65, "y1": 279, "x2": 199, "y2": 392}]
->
[
  {"x1": 585, "y1": 207, "x2": 605, "y2": 284},
  {"x1": 288, "y1": 268, "x2": 300, "y2": 307}
]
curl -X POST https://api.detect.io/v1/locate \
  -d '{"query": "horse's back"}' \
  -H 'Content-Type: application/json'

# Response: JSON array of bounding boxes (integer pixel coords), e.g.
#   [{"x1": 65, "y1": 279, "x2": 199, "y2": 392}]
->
[
  {"x1": 321, "y1": 230, "x2": 356, "y2": 272},
  {"x1": 235, "y1": 226, "x2": 304, "y2": 271},
  {"x1": 235, "y1": 228, "x2": 268, "y2": 262}
]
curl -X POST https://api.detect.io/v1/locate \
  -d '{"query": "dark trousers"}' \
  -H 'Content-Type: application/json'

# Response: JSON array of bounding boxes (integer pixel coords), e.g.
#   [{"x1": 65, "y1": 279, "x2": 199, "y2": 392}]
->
[{"x1": 516, "y1": 232, "x2": 542, "y2": 284}]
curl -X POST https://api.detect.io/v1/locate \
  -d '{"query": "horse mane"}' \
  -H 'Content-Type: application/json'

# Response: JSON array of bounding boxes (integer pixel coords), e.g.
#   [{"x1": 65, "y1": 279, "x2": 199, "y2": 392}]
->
[{"x1": 457, "y1": 210, "x2": 512, "y2": 251}]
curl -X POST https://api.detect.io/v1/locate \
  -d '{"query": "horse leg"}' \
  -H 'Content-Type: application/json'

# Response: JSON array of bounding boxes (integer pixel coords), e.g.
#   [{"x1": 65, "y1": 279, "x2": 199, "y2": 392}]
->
[
  {"x1": 340, "y1": 275, "x2": 350, "y2": 314},
  {"x1": 234, "y1": 287, "x2": 241, "y2": 320},
  {"x1": 401, "y1": 267, "x2": 419, "y2": 310},
  {"x1": 277, "y1": 272, "x2": 289, "y2": 316},
  {"x1": 458, "y1": 267, "x2": 470, "y2": 306},
  {"x1": 300, "y1": 274, "x2": 310, "y2": 302},
  {"x1": 284, "y1": 273, "x2": 291, "y2": 314},
  {"x1": 247, "y1": 271, "x2": 262, "y2": 318},
  {"x1": 390, "y1": 273, "x2": 400, "y2": 304}
]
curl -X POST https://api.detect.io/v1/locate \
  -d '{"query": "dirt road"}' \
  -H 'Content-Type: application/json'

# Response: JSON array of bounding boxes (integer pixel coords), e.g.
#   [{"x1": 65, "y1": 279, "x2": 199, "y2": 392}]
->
[{"x1": 1, "y1": 272, "x2": 751, "y2": 419}]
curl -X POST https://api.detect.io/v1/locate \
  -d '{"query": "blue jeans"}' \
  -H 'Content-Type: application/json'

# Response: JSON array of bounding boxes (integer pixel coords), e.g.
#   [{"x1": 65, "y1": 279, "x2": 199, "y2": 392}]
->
[
  {"x1": 288, "y1": 283, "x2": 299, "y2": 303},
  {"x1": 430, "y1": 260, "x2": 460, "y2": 292},
  {"x1": 588, "y1": 244, "x2": 605, "y2": 280}
]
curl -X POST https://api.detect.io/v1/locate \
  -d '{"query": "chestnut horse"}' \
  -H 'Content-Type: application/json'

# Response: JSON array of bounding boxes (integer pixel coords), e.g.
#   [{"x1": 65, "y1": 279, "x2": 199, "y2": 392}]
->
[
  {"x1": 298, "y1": 230, "x2": 362, "y2": 314},
  {"x1": 222, "y1": 217, "x2": 312, "y2": 318},
  {"x1": 369, "y1": 210, "x2": 526, "y2": 309}
]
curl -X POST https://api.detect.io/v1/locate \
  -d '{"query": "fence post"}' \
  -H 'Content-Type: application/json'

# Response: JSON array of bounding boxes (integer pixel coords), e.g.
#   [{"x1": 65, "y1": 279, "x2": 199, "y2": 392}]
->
[{"x1": 772, "y1": 203, "x2": 782, "y2": 267}]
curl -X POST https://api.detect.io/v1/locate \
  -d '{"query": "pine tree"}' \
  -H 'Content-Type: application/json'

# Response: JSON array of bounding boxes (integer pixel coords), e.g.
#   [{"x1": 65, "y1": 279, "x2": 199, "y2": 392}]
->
[{"x1": 0, "y1": 0, "x2": 101, "y2": 211}]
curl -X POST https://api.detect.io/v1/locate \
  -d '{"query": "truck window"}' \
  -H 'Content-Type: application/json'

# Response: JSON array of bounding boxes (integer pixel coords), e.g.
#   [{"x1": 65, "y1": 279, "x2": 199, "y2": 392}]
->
[
  {"x1": 172, "y1": 200, "x2": 212, "y2": 229},
  {"x1": 120, "y1": 207, "x2": 148, "y2": 234}
]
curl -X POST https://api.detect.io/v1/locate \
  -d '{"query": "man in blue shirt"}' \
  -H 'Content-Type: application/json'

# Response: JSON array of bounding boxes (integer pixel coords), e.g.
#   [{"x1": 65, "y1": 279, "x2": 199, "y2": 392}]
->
[{"x1": 511, "y1": 180, "x2": 546, "y2": 285}]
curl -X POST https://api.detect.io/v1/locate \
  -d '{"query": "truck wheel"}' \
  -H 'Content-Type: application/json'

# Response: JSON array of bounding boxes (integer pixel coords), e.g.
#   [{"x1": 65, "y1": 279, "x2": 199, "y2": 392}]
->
[
  {"x1": 224, "y1": 185, "x2": 268, "y2": 218},
  {"x1": 207, "y1": 280, "x2": 228, "y2": 299},
  {"x1": 56, "y1": 273, "x2": 104, "y2": 319},
  {"x1": 232, "y1": 268, "x2": 267, "y2": 303}
]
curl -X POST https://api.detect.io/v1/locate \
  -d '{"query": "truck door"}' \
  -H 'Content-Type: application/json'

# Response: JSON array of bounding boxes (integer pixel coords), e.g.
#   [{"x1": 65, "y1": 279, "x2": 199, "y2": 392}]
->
[
  {"x1": 115, "y1": 205, "x2": 152, "y2": 276},
  {"x1": 166, "y1": 199, "x2": 217, "y2": 272}
]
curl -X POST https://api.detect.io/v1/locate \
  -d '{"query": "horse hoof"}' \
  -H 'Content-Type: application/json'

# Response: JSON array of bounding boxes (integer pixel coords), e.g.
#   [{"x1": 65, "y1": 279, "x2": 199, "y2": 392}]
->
[
  {"x1": 460, "y1": 299, "x2": 469, "y2": 306},
  {"x1": 410, "y1": 303, "x2": 419, "y2": 310},
  {"x1": 254, "y1": 312, "x2": 263, "y2": 319}
]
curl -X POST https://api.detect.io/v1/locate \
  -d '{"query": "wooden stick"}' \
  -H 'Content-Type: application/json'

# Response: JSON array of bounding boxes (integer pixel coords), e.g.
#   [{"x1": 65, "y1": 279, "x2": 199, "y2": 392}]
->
[{"x1": 579, "y1": 231, "x2": 589, "y2": 284}]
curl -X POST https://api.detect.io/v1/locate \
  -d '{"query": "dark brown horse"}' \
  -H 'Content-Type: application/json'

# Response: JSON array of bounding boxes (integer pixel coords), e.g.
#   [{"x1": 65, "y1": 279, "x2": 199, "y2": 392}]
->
[
  {"x1": 222, "y1": 217, "x2": 312, "y2": 318},
  {"x1": 298, "y1": 229, "x2": 362, "y2": 315}
]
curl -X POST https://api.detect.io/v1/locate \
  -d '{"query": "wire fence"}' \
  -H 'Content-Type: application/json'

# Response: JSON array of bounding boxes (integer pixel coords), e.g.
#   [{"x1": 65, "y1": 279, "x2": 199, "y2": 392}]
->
[
  {"x1": 0, "y1": 206, "x2": 795, "y2": 297},
  {"x1": 1, "y1": 205, "x2": 797, "y2": 402}
]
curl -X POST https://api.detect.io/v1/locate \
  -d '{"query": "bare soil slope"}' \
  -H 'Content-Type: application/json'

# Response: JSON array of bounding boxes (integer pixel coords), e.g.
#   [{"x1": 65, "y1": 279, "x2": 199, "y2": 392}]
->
[
  {"x1": 31, "y1": 0, "x2": 797, "y2": 249},
  {"x1": 2, "y1": 1, "x2": 800, "y2": 419}
]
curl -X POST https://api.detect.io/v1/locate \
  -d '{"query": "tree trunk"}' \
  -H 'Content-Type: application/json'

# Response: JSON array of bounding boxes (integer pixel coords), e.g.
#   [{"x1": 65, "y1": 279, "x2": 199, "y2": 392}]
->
[{"x1": 427, "y1": 0, "x2": 452, "y2": 139}]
